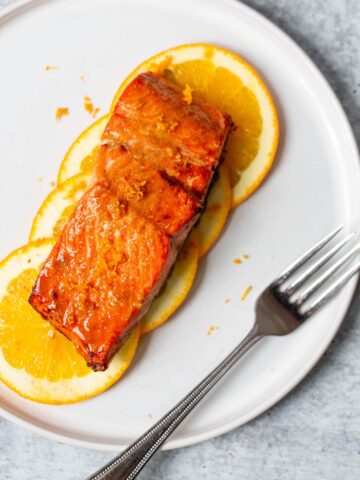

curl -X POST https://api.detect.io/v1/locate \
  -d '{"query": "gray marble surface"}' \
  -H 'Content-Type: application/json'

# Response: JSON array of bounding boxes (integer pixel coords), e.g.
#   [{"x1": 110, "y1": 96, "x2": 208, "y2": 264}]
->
[{"x1": 1, "y1": 0, "x2": 360, "y2": 479}]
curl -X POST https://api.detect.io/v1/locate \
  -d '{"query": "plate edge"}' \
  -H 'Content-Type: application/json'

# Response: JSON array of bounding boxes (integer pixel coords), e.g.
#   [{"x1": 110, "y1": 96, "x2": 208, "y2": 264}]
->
[{"x1": 0, "y1": 0, "x2": 359, "y2": 452}]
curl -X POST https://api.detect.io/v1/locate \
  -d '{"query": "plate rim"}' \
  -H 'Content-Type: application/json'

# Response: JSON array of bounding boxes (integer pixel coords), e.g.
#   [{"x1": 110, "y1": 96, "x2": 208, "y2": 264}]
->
[{"x1": 0, "y1": 0, "x2": 359, "y2": 452}]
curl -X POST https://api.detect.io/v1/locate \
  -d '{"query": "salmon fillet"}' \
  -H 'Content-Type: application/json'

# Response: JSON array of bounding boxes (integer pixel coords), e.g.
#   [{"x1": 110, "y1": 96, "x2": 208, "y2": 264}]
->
[
  {"x1": 30, "y1": 184, "x2": 175, "y2": 370},
  {"x1": 99, "y1": 73, "x2": 230, "y2": 200},
  {"x1": 30, "y1": 72, "x2": 231, "y2": 370},
  {"x1": 96, "y1": 145, "x2": 201, "y2": 243}
]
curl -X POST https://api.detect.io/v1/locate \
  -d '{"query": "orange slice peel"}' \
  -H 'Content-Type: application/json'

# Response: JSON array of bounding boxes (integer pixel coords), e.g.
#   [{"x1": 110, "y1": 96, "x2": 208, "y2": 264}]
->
[
  {"x1": 194, "y1": 163, "x2": 232, "y2": 258},
  {"x1": 57, "y1": 114, "x2": 110, "y2": 185},
  {"x1": 141, "y1": 237, "x2": 199, "y2": 334},
  {"x1": 30, "y1": 172, "x2": 92, "y2": 241}
]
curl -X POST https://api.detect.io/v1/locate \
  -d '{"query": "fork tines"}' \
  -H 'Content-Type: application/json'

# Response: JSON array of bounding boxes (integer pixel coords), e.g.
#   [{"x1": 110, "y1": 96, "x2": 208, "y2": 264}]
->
[{"x1": 271, "y1": 226, "x2": 360, "y2": 320}]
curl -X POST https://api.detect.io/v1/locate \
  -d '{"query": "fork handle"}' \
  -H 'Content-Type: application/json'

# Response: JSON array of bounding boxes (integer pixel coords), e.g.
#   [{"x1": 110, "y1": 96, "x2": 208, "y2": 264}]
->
[{"x1": 88, "y1": 326, "x2": 262, "y2": 480}]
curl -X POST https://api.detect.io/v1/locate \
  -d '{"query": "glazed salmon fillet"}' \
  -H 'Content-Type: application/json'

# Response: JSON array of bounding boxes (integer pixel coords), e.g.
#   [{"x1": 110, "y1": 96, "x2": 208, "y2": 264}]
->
[
  {"x1": 30, "y1": 72, "x2": 231, "y2": 370},
  {"x1": 100, "y1": 73, "x2": 230, "y2": 200},
  {"x1": 96, "y1": 145, "x2": 201, "y2": 243},
  {"x1": 30, "y1": 185, "x2": 175, "y2": 370}
]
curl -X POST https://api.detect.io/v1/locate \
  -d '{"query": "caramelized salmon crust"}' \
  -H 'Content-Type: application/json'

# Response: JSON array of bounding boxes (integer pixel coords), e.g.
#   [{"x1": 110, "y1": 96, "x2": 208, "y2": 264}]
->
[{"x1": 30, "y1": 72, "x2": 232, "y2": 371}]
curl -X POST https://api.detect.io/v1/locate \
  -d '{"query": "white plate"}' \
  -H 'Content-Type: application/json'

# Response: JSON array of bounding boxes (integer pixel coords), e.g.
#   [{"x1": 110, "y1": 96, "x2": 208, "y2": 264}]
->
[{"x1": 0, "y1": 0, "x2": 359, "y2": 452}]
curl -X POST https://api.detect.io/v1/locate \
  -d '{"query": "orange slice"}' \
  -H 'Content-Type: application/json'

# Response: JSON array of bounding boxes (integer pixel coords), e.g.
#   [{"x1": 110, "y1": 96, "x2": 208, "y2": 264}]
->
[
  {"x1": 57, "y1": 114, "x2": 110, "y2": 185},
  {"x1": 30, "y1": 172, "x2": 92, "y2": 241},
  {"x1": 111, "y1": 43, "x2": 279, "y2": 208},
  {"x1": 194, "y1": 163, "x2": 231, "y2": 257},
  {"x1": 0, "y1": 240, "x2": 139, "y2": 404},
  {"x1": 141, "y1": 236, "x2": 198, "y2": 334}
]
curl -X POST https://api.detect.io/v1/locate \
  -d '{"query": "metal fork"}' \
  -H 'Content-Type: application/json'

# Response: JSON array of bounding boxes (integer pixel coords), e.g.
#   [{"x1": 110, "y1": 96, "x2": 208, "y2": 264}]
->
[{"x1": 89, "y1": 225, "x2": 360, "y2": 480}]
